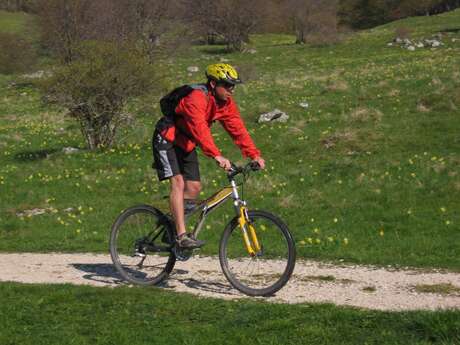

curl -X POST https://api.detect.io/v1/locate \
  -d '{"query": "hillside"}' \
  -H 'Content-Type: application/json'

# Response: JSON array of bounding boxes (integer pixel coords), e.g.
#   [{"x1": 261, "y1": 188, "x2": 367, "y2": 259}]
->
[{"x1": 0, "y1": 9, "x2": 459, "y2": 269}]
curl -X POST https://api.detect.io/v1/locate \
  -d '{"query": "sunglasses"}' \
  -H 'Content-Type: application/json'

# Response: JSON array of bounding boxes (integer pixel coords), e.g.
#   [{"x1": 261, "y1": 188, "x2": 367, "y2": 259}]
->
[{"x1": 217, "y1": 82, "x2": 235, "y2": 91}]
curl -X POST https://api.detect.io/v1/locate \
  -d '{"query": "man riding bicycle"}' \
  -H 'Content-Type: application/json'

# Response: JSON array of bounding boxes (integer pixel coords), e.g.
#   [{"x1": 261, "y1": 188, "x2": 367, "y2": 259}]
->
[{"x1": 152, "y1": 63, "x2": 265, "y2": 249}]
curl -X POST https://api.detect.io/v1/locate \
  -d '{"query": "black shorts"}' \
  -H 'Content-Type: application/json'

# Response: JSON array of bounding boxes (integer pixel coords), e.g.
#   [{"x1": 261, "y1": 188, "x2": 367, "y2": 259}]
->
[{"x1": 152, "y1": 131, "x2": 200, "y2": 181}]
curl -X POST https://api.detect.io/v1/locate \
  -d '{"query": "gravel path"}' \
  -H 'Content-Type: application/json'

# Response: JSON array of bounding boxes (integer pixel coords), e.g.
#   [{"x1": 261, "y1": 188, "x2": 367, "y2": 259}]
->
[{"x1": 0, "y1": 253, "x2": 459, "y2": 311}]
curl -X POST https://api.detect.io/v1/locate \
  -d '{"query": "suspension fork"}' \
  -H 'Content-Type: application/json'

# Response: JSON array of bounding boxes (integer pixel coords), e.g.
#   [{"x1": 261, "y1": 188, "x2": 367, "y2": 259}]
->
[
  {"x1": 238, "y1": 206, "x2": 261, "y2": 256},
  {"x1": 230, "y1": 179, "x2": 261, "y2": 256}
]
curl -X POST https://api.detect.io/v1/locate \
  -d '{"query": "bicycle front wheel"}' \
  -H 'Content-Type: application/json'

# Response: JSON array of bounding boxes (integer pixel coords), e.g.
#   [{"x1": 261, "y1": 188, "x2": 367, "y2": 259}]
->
[
  {"x1": 110, "y1": 205, "x2": 176, "y2": 286},
  {"x1": 219, "y1": 210, "x2": 296, "y2": 296}
]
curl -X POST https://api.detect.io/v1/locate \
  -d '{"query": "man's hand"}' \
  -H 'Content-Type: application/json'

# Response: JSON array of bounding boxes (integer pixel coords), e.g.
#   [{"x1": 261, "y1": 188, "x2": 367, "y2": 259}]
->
[
  {"x1": 215, "y1": 155, "x2": 232, "y2": 171},
  {"x1": 252, "y1": 156, "x2": 265, "y2": 169}
]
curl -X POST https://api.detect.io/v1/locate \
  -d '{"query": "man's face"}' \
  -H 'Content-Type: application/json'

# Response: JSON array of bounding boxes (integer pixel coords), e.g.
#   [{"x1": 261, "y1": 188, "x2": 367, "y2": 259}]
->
[{"x1": 211, "y1": 80, "x2": 235, "y2": 102}]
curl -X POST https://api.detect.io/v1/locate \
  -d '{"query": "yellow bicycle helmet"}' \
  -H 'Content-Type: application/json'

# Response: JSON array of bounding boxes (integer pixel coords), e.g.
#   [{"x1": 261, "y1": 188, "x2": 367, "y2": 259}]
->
[{"x1": 205, "y1": 63, "x2": 242, "y2": 85}]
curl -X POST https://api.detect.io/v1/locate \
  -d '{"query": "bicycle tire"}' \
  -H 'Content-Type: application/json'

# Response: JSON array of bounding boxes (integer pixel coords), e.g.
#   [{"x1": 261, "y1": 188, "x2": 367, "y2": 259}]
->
[
  {"x1": 219, "y1": 210, "x2": 296, "y2": 296},
  {"x1": 110, "y1": 205, "x2": 176, "y2": 286}
]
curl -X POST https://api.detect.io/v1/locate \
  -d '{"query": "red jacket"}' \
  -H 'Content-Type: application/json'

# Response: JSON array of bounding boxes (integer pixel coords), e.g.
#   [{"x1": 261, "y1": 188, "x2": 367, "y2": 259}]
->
[{"x1": 160, "y1": 87, "x2": 261, "y2": 159}]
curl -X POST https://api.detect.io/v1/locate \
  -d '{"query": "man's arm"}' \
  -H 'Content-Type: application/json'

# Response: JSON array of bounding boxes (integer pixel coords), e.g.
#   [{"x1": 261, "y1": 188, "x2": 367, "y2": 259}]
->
[{"x1": 219, "y1": 98, "x2": 262, "y2": 160}]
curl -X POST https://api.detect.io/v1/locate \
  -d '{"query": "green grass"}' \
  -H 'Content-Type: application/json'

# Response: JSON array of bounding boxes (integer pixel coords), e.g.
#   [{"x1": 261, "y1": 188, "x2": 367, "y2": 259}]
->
[
  {"x1": 0, "y1": 10, "x2": 33, "y2": 35},
  {"x1": 0, "y1": 10, "x2": 459, "y2": 270},
  {"x1": 0, "y1": 282, "x2": 459, "y2": 345}
]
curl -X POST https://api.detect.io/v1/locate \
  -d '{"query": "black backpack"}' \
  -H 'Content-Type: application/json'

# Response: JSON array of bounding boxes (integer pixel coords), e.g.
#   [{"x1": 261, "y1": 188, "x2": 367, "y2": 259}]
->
[{"x1": 156, "y1": 84, "x2": 208, "y2": 132}]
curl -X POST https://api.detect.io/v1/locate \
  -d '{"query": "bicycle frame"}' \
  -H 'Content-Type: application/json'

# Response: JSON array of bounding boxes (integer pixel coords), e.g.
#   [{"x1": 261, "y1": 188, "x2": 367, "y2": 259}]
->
[{"x1": 186, "y1": 177, "x2": 261, "y2": 256}]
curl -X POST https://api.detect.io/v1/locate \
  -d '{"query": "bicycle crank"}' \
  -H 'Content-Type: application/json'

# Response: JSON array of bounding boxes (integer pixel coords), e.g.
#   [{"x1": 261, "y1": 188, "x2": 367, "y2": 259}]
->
[{"x1": 172, "y1": 245, "x2": 193, "y2": 261}]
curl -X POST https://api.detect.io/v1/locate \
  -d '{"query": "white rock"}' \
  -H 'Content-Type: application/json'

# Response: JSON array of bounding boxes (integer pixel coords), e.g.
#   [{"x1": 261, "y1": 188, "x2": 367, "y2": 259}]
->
[
  {"x1": 407, "y1": 46, "x2": 415, "y2": 51},
  {"x1": 416, "y1": 42, "x2": 424, "y2": 48},
  {"x1": 63, "y1": 147, "x2": 79, "y2": 154},
  {"x1": 387, "y1": 42, "x2": 393, "y2": 46},
  {"x1": 16, "y1": 208, "x2": 49, "y2": 217},
  {"x1": 403, "y1": 38, "x2": 412, "y2": 45},
  {"x1": 246, "y1": 48, "x2": 257, "y2": 54},
  {"x1": 21, "y1": 70, "x2": 49, "y2": 79},
  {"x1": 187, "y1": 66, "x2": 199, "y2": 73},
  {"x1": 299, "y1": 102, "x2": 309, "y2": 109},
  {"x1": 257, "y1": 109, "x2": 289, "y2": 123}
]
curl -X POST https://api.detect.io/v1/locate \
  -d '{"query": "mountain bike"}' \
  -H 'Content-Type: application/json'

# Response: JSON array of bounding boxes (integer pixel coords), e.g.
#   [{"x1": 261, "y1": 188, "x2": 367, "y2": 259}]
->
[{"x1": 109, "y1": 162, "x2": 296, "y2": 296}]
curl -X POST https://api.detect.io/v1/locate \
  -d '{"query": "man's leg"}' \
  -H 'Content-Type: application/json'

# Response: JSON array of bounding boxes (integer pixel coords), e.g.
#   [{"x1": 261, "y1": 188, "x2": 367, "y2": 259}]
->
[
  {"x1": 170, "y1": 175, "x2": 205, "y2": 248},
  {"x1": 170, "y1": 174, "x2": 186, "y2": 237},
  {"x1": 184, "y1": 180, "x2": 201, "y2": 200}
]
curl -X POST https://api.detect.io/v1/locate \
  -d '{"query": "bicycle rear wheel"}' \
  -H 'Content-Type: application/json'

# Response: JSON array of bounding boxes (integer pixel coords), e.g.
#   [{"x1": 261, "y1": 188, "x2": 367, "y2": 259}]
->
[
  {"x1": 110, "y1": 205, "x2": 176, "y2": 285},
  {"x1": 219, "y1": 210, "x2": 296, "y2": 296}
]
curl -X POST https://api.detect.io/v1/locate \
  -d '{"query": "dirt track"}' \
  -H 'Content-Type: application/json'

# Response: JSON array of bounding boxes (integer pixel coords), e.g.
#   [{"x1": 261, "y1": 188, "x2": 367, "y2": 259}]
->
[{"x1": 0, "y1": 253, "x2": 459, "y2": 311}]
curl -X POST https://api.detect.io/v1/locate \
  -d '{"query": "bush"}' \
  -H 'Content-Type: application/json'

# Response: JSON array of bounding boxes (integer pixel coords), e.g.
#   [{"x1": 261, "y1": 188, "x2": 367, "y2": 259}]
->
[
  {"x1": 0, "y1": 32, "x2": 37, "y2": 74},
  {"x1": 41, "y1": 41, "x2": 156, "y2": 149}
]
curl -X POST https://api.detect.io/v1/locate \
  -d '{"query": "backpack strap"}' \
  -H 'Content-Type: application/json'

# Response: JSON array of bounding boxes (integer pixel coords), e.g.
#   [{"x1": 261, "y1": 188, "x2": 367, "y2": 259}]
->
[
  {"x1": 189, "y1": 83, "x2": 209, "y2": 97},
  {"x1": 156, "y1": 83, "x2": 210, "y2": 140}
]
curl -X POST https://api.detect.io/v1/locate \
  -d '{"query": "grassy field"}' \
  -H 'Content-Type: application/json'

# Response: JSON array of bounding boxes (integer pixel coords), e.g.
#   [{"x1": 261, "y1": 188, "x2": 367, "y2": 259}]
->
[
  {"x1": 0, "y1": 282, "x2": 459, "y2": 345},
  {"x1": 0, "y1": 9, "x2": 459, "y2": 270},
  {"x1": 0, "y1": 10, "x2": 34, "y2": 35}
]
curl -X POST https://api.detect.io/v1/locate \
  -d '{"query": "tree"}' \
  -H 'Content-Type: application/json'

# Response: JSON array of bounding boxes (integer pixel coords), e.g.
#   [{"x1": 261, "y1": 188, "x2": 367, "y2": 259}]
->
[
  {"x1": 0, "y1": 0, "x2": 38, "y2": 12},
  {"x1": 396, "y1": 0, "x2": 444, "y2": 17},
  {"x1": 188, "y1": 0, "x2": 266, "y2": 52},
  {"x1": 38, "y1": 0, "x2": 186, "y2": 63},
  {"x1": 284, "y1": 0, "x2": 339, "y2": 44},
  {"x1": 38, "y1": 0, "x2": 93, "y2": 63}
]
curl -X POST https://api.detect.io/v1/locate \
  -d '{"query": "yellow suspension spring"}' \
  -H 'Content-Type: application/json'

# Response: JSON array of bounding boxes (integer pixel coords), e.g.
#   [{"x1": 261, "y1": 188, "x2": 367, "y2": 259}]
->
[{"x1": 238, "y1": 207, "x2": 261, "y2": 256}]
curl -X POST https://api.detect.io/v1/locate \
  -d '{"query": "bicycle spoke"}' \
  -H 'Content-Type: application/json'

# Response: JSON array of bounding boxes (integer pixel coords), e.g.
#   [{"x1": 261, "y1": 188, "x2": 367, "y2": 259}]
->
[
  {"x1": 110, "y1": 205, "x2": 176, "y2": 286},
  {"x1": 220, "y1": 210, "x2": 296, "y2": 296}
]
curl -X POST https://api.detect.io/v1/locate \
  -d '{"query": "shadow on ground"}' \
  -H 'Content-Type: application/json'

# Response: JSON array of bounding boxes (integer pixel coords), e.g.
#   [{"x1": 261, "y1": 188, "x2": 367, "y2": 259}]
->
[
  {"x1": 14, "y1": 149, "x2": 60, "y2": 162},
  {"x1": 72, "y1": 263, "x2": 238, "y2": 295},
  {"x1": 72, "y1": 263, "x2": 125, "y2": 285}
]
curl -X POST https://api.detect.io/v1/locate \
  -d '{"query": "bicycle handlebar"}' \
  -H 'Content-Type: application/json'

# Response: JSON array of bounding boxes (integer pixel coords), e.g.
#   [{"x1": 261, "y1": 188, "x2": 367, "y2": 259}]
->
[{"x1": 227, "y1": 161, "x2": 260, "y2": 180}]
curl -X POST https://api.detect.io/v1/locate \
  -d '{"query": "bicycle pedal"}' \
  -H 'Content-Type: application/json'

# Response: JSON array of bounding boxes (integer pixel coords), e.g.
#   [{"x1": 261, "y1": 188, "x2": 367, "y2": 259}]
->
[
  {"x1": 172, "y1": 246, "x2": 193, "y2": 261},
  {"x1": 133, "y1": 250, "x2": 146, "y2": 258}
]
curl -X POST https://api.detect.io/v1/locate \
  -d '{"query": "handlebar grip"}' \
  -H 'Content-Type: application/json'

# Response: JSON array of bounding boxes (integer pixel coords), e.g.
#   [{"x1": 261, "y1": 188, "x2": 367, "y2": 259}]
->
[{"x1": 249, "y1": 161, "x2": 261, "y2": 171}]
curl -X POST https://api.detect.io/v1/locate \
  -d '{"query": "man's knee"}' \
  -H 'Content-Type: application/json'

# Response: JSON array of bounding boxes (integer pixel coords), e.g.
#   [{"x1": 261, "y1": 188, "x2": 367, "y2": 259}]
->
[
  {"x1": 185, "y1": 180, "x2": 201, "y2": 197},
  {"x1": 170, "y1": 175, "x2": 185, "y2": 192},
  {"x1": 188, "y1": 181, "x2": 201, "y2": 194}
]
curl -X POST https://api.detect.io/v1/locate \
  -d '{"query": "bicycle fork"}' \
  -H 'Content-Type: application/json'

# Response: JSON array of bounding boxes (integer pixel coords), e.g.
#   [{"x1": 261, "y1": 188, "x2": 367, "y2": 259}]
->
[
  {"x1": 238, "y1": 206, "x2": 261, "y2": 256},
  {"x1": 229, "y1": 179, "x2": 261, "y2": 256}
]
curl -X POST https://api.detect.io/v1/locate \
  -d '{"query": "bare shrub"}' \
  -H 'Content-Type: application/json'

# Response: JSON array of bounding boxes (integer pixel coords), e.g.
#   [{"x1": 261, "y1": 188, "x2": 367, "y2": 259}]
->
[
  {"x1": 41, "y1": 42, "x2": 156, "y2": 149},
  {"x1": 38, "y1": 0, "x2": 187, "y2": 63},
  {"x1": 395, "y1": 26, "x2": 412, "y2": 39},
  {"x1": 94, "y1": 0, "x2": 190, "y2": 61},
  {"x1": 285, "y1": 0, "x2": 339, "y2": 45},
  {"x1": 188, "y1": 0, "x2": 267, "y2": 52},
  {"x1": 0, "y1": 32, "x2": 37, "y2": 74}
]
